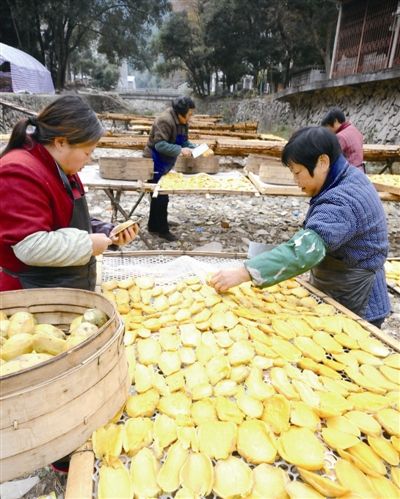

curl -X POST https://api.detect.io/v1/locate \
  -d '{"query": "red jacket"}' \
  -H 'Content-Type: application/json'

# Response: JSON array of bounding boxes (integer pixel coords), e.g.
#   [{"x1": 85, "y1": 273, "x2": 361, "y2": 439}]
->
[
  {"x1": 0, "y1": 142, "x2": 83, "y2": 290},
  {"x1": 336, "y1": 122, "x2": 364, "y2": 169}
]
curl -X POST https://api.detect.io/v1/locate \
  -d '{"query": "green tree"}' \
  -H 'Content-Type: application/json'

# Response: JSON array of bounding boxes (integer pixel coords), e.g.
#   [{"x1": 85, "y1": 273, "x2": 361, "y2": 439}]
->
[
  {"x1": 155, "y1": 10, "x2": 213, "y2": 96},
  {"x1": 2, "y1": 0, "x2": 169, "y2": 89}
]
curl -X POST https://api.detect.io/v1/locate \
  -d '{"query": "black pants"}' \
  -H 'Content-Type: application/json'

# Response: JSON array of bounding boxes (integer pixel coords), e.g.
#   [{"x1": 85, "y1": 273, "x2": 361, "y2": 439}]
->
[
  {"x1": 148, "y1": 194, "x2": 169, "y2": 233},
  {"x1": 369, "y1": 317, "x2": 385, "y2": 329}
]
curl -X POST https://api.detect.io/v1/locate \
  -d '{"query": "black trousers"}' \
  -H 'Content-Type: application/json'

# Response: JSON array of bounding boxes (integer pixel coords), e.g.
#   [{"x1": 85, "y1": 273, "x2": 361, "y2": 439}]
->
[{"x1": 148, "y1": 194, "x2": 169, "y2": 233}]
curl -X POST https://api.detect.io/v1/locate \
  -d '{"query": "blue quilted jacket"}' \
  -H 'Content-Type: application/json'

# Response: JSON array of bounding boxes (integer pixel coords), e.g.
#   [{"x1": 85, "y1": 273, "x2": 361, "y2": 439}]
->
[{"x1": 305, "y1": 155, "x2": 391, "y2": 321}]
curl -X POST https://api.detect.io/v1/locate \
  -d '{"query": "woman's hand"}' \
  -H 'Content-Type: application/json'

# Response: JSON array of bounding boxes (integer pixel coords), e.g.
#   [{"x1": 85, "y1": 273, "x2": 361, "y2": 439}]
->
[
  {"x1": 180, "y1": 147, "x2": 192, "y2": 157},
  {"x1": 90, "y1": 233, "x2": 113, "y2": 256},
  {"x1": 110, "y1": 223, "x2": 139, "y2": 246},
  {"x1": 209, "y1": 266, "x2": 251, "y2": 292}
]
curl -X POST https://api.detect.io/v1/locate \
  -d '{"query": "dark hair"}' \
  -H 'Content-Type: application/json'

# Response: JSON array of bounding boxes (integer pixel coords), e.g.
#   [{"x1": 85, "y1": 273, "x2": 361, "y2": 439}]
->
[
  {"x1": 321, "y1": 107, "x2": 346, "y2": 127},
  {"x1": 282, "y1": 126, "x2": 342, "y2": 175},
  {"x1": 172, "y1": 96, "x2": 195, "y2": 117},
  {"x1": 1, "y1": 95, "x2": 104, "y2": 158}
]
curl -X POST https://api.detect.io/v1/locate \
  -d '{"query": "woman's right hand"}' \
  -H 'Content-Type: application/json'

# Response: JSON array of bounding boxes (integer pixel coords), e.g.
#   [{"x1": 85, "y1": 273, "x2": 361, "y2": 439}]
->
[
  {"x1": 180, "y1": 147, "x2": 192, "y2": 157},
  {"x1": 90, "y1": 233, "x2": 113, "y2": 256}
]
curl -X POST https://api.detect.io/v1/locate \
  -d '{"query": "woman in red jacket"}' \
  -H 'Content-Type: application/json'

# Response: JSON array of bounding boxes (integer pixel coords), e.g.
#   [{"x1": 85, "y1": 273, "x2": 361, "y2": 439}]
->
[{"x1": 0, "y1": 95, "x2": 138, "y2": 291}]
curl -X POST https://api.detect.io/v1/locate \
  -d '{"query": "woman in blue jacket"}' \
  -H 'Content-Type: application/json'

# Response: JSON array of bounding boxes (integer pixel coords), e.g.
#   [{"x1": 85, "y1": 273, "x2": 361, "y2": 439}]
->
[{"x1": 211, "y1": 126, "x2": 390, "y2": 328}]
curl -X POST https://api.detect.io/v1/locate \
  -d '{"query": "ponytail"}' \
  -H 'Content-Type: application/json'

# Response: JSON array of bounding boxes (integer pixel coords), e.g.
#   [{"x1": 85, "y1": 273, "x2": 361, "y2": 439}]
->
[
  {"x1": 0, "y1": 117, "x2": 34, "y2": 158},
  {"x1": 1, "y1": 95, "x2": 104, "y2": 159}
]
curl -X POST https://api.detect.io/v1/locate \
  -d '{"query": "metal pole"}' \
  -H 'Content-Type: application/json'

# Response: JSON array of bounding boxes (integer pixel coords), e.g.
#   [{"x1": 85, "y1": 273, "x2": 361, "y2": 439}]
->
[
  {"x1": 329, "y1": 2, "x2": 343, "y2": 79},
  {"x1": 388, "y1": 1, "x2": 400, "y2": 68}
]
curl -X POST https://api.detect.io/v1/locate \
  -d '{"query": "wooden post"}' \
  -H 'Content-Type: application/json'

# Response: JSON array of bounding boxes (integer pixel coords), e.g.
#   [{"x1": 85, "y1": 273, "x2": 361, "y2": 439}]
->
[{"x1": 65, "y1": 443, "x2": 94, "y2": 499}]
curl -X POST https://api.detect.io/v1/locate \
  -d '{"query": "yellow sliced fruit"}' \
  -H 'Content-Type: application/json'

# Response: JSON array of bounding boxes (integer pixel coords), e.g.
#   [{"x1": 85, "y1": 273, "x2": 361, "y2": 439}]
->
[
  {"x1": 278, "y1": 427, "x2": 325, "y2": 470},
  {"x1": 344, "y1": 410, "x2": 382, "y2": 436},
  {"x1": 122, "y1": 417, "x2": 153, "y2": 456},
  {"x1": 391, "y1": 466, "x2": 400, "y2": 488},
  {"x1": 290, "y1": 401, "x2": 320, "y2": 431},
  {"x1": 125, "y1": 388, "x2": 159, "y2": 418},
  {"x1": 236, "y1": 389, "x2": 264, "y2": 419},
  {"x1": 297, "y1": 468, "x2": 348, "y2": 497},
  {"x1": 326, "y1": 416, "x2": 360, "y2": 436},
  {"x1": 340, "y1": 318, "x2": 370, "y2": 340},
  {"x1": 130, "y1": 447, "x2": 160, "y2": 497},
  {"x1": 367, "y1": 435, "x2": 399, "y2": 465},
  {"x1": 213, "y1": 456, "x2": 253, "y2": 498},
  {"x1": 360, "y1": 364, "x2": 398, "y2": 391},
  {"x1": 271, "y1": 318, "x2": 295, "y2": 339},
  {"x1": 313, "y1": 330, "x2": 343, "y2": 353},
  {"x1": 349, "y1": 349, "x2": 382, "y2": 366},
  {"x1": 237, "y1": 419, "x2": 277, "y2": 464},
  {"x1": 292, "y1": 379, "x2": 320, "y2": 408},
  {"x1": 157, "y1": 442, "x2": 189, "y2": 493},
  {"x1": 98, "y1": 459, "x2": 133, "y2": 499},
  {"x1": 262, "y1": 394, "x2": 290, "y2": 434},
  {"x1": 347, "y1": 392, "x2": 389, "y2": 412},
  {"x1": 228, "y1": 340, "x2": 255, "y2": 365},
  {"x1": 165, "y1": 371, "x2": 185, "y2": 392},
  {"x1": 391, "y1": 435, "x2": 400, "y2": 452},
  {"x1": 191, "y1": 399, "x2": 216, "y2": 426},
  {"x1": 345, "y1": 366, "x2": 386, "y2": 395},
  {"x1": 271, "y1": 337, "x2": 302, "y2": 362},
  {"x1": 316, "y1": 392, "x2": 353, "y2": 417},
  {"x1": 334, "y1": 332, "x2": 359, "y2": 349},
  {"x1": 153, "y1": 414, "x2": 177, "y2": 451},
  {"x1": 270, "y1": 367, "x2": 299, "y2": 400},
  {"x1": 348, "y1": 441, "x2": 386, "y2": 476},
  {"x1": 293, "y1": 336, "x2": 325, "y2": 362},
  {"x1": 231, "y1": 365, "x2": 250, "y2": 383},
  {"x1": 368, "y1": 475, "x2": 400, "y2": 498},
  {"x1": 379, "y1": 364, "x2": 400, "y2": 384},
  {"x1": 358, "y1": 336, "x2": 390, "y2": 357},
  {"x1": 179, "y1": 452, "x2": 213, "y2": 496},
  {"x1": 197, "y1": 420, "x2": 237, "y2": 459},
  {"x1": 184, "y1": 362, "x2": 208, "y2": 390},
  {"x1": 383, "y1": 353, "x2": 400, "y2": 369},
  {"x1": 285, "y1": 480, "x2": 324, "y2": 498},
  {"x1": 245, "y1": 367, "x2": 275, "y2": 401},
  {"x1": 136, "y1": 337, "x2": 161, "y2": 364},
  {"x1": 249, "y1": 463, "x2": 289, "y2": 499},
  {"x1": 214, "y1": 379, "x2": 238, "y2": 397},
  {"x1": 334, "y1": 458, "x2": 376, "y2": 497},
  {"x1": 206, "y1": 355, "x2": 231, "y2": 385},
  {"x1": 92, "y1": 423, "x2": 123, "y2": 462},
  {"x1": 158, "y1": 351, "x2": 181, "y2": 376},
  {"x1": 158, "y1": 392, "x2": 192, "y2": 420},
  {"x1": 321, "y1": 427, "x2": 360, "y2": 449},
  {"x1": 375, "y1": 408, "x2": 400, "y2": 436}
]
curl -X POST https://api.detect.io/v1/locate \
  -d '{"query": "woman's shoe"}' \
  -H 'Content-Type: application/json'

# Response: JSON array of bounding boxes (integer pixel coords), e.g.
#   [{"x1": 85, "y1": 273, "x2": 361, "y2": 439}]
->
[{"x1": 158, "y1": 231, "x2": 178, "y2": 241}]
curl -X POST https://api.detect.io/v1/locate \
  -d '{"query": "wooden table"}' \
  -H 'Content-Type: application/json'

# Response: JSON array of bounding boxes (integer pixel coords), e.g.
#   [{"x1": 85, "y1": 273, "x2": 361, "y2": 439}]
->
[{"x1": 80, "y1": 164, "x2": 155, "y2": 222}]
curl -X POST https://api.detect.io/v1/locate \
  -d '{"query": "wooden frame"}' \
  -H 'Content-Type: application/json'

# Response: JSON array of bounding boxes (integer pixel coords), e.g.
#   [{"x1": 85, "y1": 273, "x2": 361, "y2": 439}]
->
[{"x1": 64, "y1": 250, "x2": 399, "y2": 498}]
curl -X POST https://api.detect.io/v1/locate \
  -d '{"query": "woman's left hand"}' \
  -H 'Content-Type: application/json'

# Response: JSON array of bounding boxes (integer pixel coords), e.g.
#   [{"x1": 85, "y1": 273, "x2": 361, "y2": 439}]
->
[{"x1": 110, "y1": 223, "x2": 139, "y2": 246}]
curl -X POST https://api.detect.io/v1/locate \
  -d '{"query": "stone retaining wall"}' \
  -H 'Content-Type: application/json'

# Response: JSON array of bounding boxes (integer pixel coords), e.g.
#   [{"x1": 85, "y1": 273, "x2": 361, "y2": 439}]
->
[{"x1": 195, "y1": 78, "x2": 400, "y2": 145}]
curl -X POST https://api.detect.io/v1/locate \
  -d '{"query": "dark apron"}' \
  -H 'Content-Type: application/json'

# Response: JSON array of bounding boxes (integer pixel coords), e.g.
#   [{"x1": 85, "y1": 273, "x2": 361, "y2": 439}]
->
[
  {"x1": 148, "y1": 134, "x2": 186, "y2": 233},
  {"x1": 310, "y1": 255, "x2": 375, "y2": 317},
  {"x1": 8, "y1": 165, "x2": 96, "y2": 291}
]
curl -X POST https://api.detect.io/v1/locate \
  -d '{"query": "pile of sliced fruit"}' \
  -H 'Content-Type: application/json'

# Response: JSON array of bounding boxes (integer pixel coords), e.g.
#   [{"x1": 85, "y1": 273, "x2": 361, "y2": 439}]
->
[
  {"x1": 93, "y1": 275, "x2": 400, "y2": 498},
  {"x1": 385, "y1": 260, "x2": 400, "y2": 289},
  {"x1": 158, "y1": 172, "x2": 258, "y2": 192},
  {"x1": 368, "y1": 174, "x2": 400, "y2": 188}
]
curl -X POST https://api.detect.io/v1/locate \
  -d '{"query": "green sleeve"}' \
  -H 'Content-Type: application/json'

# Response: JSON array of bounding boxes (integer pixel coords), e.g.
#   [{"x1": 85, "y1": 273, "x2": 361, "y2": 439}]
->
[
  {"x1": 244, "y1": 229, "x2": 326, "y2": 288},
  {"x1": 183, "y1": 140, "x2": 197, "y2": 148},
  {"x1": 154, "y1": 140, "x2": 181, "y2": 157}
]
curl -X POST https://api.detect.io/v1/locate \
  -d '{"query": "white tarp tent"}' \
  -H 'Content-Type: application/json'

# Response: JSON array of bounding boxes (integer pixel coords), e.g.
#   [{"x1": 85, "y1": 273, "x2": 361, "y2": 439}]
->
[{"x1": 0, "y1": 43, "x2": 54, "y2": 94}]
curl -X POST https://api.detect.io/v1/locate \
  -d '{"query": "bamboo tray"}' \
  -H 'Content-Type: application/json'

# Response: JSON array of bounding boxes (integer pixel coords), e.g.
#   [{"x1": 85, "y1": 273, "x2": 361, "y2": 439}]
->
[
  {"x1": 369, "y1": 175, "x2": 400, "y2": 197},
  {"x1": 156, "y1": 171, "x2": 260, "y2": 196},
  {"x1": 385, "y1": 258, "x2": 400, "y2": 295},
  {"x1": 64, "y1": 251, "x2": 399, "y2": 498},
  {"x1": 0, "y1": 288, "x2": 129, "y2": 481}
]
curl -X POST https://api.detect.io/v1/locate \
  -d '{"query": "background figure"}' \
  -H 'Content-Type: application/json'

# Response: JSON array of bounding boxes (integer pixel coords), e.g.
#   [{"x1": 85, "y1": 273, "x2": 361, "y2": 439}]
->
[
  {"x1": 0, "y1": 95, "x2": 138, "y2": 292},
  {"x1": 143, "y1": 96, "x2": 196, "y2": 241},
  {"x1": 211, "y1": 127, "x2": 390, "y2": 329},
  {"x1": 321, "y1": 107, "x2": 365, "y2": 172}
]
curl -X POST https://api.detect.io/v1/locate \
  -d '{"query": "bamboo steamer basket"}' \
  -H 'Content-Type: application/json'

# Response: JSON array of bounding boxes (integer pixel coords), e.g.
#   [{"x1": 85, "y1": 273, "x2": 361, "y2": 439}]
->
[{"x1": 0, "y1": 288, "x2": 129, "y2": 482}]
